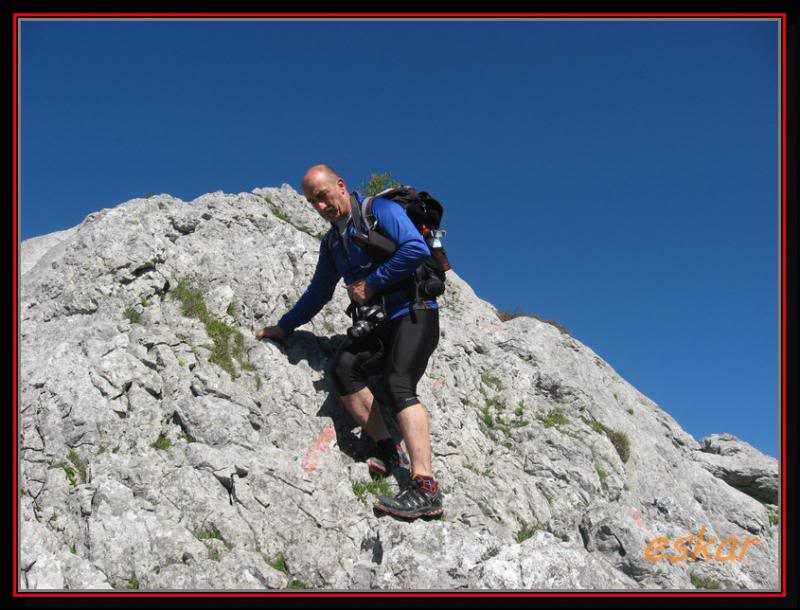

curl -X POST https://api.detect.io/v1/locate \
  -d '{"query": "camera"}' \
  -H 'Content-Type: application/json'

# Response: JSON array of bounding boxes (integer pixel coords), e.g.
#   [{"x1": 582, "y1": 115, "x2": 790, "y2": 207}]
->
[
  {"x1": 415, "y1": 260, "x2": 446, "y2": 298},
  {"x1": 347, "y1": 302, "x2": 387, "y2": 341},
  {"x1": 419, "y1": 274, "x2": 445, "y2": 298}
]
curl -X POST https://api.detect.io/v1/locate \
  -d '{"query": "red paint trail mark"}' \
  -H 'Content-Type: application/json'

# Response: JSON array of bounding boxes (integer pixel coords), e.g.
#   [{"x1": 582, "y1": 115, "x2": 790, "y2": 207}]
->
[
  {"x1": 300, "y1": 425, "x2": 336, "y2": 473},
  {"x1": 629, "y1": 507, "x2": 646, "y2": 530}
]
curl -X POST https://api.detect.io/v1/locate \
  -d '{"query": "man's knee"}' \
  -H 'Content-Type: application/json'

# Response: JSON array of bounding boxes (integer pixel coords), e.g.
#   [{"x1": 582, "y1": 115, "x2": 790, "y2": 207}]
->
[
  {"x1": 384, "y1": 373, "x2": 420, "y2": 413},
  {"x1": 394, "y1": 397, "x2": 423, "y2": 414},
  {"x1": 331, "y1": 350, "x2": 355, "y2": 381},
  {"x1": 331, "y1": 350, "x2": 362, "y2": 396}
]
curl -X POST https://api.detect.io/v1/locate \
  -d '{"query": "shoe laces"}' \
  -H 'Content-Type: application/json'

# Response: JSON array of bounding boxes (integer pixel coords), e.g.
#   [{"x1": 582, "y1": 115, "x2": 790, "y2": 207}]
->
[
  {"x1": 395, "y1": 479, "x2": 425, "y2": 501},
  {"x1": 400, "y1": 479, "x2": 430, "y2": 497}
]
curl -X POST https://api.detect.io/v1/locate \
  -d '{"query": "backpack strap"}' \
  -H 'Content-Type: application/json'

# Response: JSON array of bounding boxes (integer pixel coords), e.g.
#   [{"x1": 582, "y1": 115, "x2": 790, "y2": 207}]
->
[
  {"x1": 349, "y1": 192, "x2": 368, "y2": 238},
  {"x1": 363, "y1": 196, "x2": 378, "y2": 230},
  {"x1": 350, "y1": 193, "x2": 396, "y2": 257}
]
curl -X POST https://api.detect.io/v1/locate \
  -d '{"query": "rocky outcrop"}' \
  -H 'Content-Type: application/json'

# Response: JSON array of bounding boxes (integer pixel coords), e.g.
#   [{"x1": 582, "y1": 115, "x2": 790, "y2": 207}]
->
[
  {"x1": 692, "y1": 434, "x2": 779, "y2": 505},
  {"x1": 18, "y1": 185, "x2": 780, "y2": 591}
]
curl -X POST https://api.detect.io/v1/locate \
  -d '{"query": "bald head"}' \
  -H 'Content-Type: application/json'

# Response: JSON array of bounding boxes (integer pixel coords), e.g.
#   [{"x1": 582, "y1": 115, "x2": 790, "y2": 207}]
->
[
  {"x1": 302, "y1": 163, "x2": 351, "y2": 223},
  {"x1": 302, "y1": 164, "x2": 339, "y2": 192}
]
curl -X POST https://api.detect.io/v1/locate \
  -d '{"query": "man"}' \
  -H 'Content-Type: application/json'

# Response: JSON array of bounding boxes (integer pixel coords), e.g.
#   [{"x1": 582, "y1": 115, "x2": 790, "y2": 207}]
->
[{"x1": 256, "y1": 164, "x2": 443, "y2": 520}]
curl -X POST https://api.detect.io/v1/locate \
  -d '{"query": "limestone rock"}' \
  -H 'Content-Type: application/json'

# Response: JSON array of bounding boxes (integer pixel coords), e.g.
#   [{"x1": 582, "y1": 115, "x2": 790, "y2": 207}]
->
[
  {"x1": 18, "y1": 186, "x2": 780, "y2": 591},
  {"x1": 692, "y1": 433, "x2": 779, "y2": 504}
]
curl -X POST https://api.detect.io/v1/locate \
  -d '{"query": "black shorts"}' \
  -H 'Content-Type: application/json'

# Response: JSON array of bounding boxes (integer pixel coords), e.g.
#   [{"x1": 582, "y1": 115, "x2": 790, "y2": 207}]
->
[{"x1": 330, "y1": 307, "x2": 440, "y2": 413}]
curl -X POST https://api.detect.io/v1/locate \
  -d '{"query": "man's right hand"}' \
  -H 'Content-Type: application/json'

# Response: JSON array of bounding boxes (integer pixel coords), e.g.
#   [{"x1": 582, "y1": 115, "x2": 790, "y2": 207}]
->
[{"x1": 255, "y1": 325, "x2": 287, "y2": 342}]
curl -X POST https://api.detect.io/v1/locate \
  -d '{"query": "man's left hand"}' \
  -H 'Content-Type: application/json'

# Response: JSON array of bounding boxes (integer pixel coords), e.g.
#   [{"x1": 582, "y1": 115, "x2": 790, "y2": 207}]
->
[{"x1": 347, "y1": 279, "x2": 374, "y2": 305}]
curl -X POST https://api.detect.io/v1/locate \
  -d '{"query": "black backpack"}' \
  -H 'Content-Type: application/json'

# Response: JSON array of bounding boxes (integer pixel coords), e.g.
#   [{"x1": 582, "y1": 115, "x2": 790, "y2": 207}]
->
[{"x1": 327, "y1": 187, "x2": 452, "y2": 308}]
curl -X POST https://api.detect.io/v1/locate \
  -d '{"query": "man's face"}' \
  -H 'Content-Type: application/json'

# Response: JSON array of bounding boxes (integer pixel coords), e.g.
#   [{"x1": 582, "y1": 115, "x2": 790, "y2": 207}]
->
[{"x1": 304, "y1": 173, "x2": 350, "y2": 223}]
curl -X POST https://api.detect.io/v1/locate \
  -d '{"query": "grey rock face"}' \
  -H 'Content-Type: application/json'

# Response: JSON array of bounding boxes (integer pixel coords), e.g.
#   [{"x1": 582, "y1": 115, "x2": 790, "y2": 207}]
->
[
  {"x1": 18, "y1": 186, "x2": 780, "y2": 591},
  {"x1": 692, "y1": 434, "x2": 779, "y2": 505}
]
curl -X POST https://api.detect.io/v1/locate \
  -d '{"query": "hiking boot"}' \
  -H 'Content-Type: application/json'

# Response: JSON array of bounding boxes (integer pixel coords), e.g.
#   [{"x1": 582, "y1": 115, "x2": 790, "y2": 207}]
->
[
  {"x1": 373, "y1": 475, "x2": 443, "y2": 520},
  {"x1": 366, "y1": 440, "x2": 410, "y2": 479}
]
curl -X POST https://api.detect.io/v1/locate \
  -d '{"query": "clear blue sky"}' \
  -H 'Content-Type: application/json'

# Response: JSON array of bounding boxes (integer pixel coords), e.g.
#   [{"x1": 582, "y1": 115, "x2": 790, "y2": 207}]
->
[{"x1": 20, "y1": 19, "x2": 780, "y2": 457}]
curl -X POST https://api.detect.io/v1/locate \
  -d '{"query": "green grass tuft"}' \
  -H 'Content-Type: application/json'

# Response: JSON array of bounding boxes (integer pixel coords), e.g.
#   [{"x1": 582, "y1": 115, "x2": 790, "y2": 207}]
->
[
  {"x1": 351, "y1": 478, "x2": 392, "y2": 500},
  {"x1": 123, "y1": 307, "x2": 141, "y2": 324},
  {"x1": 690, "y1": 574, "x2": 722, "y2": 590},
  {"x1": 67, "y1": 450, "x2": 87, "y2": 482},
  {"x1": 194, "y1": 524, "x2": 223, "y2": 541},
  {"x1": 151, "y1": 432, "x2": 171, "y2": 450},
  {"x1": 172, "y1": 280, "x2": 209, "y2": 319},
  {"x1": 494, "y1": 414, "x2": 511, "y2": 437},
  {"x1": 194, "y1": 523, "x2": 229, "y2": 560},
  {"x1": 481, "y1": 373, "x2": 503, "y2": 391},
  {"x1": 540, "y1": 408, "x2": 569, "y2": 428},
  {"x1": 516, "y1": 525, "x2": 537, "y2": 543},
  {"x1": 607, "y1": 430, "x2": 631, "y2": 463},
  {"x1": 583, "y1": 418, "x2": 631, "y2": 463},
  {"x1": 596, "y1": 465, "x2": 609, "y2": 490},
  {"x1": 206, "y1": 318, "x2": 239, "y2": 375},
  {"x1": 171, "y1": 280, "x2": 255, "y2": 378},
  {"x1": 270, "y1": 554, "x2": 288, "y2": 574},
  {"x1": 485, "y1": 397, "x2": 505, "y2": 411},
  {"x1": 287, "y1": 578, "x2": 312, "y2": 590}
]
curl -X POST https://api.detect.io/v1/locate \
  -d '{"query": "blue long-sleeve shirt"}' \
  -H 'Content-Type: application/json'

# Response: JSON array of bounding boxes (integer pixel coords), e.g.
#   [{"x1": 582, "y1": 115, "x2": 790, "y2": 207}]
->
[{"x1": 277, "y1": 192, "x2": 438, "y2": 336}]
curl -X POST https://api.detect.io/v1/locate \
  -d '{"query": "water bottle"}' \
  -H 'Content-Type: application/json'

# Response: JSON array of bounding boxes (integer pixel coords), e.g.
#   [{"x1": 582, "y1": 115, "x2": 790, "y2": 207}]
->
[{"x1": 424, "y1": 228, "x2": 451, "y2": 272}]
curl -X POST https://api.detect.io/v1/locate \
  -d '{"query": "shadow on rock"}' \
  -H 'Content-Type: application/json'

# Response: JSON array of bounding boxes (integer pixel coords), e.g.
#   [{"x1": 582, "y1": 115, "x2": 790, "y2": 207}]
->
[
  {"x1": 278, "y1": 330, "x2": 346, "y2": 373},
  {"x1": 271, "y1": 329, "x2": 412, "y2": 486}
]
